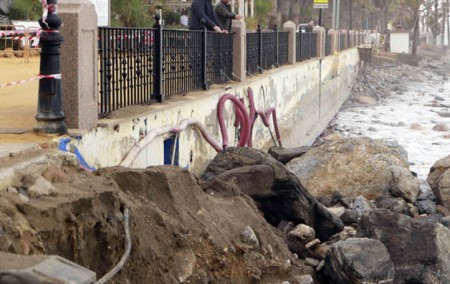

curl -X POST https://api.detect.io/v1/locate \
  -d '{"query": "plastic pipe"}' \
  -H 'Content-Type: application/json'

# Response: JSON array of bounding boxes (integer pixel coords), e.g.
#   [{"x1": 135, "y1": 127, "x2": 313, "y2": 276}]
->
[
  {"x1": 217, "y1": 93, "x2": 251, "y2": 149},
  {"x1": 247, "y1": 87, "x2": 282, "y2": 147},
  {"x1": 95, "y1": 207, "x2": 131, "y2": 284},
  {"x1": 121, "y1": 118, "x2": 222, "y2": 167}
]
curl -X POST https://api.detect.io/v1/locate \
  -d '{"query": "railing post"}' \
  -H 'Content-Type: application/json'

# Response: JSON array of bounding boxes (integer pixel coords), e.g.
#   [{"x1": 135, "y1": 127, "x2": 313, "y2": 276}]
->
[
  {"x1": 231, "y1": 19, "x2": 246, "y2": 82},
  {"x1": 283, "y1": 21, "x2": 296, "y2": 65},
  {"x1": 257, "y1": 24, "x2": 263, "y2": 73},
  {"x1": 274, "y1": 25, "x2": 279, "y2": 68},
  {"x1": 201, "y1": 24, "x2": 208, "y2": 90},
  {"x1": 34, "y1": 0, "x2": 67, "y2": 134},
  {"x1": 153, "y1": 14, "x2": 164, "y2": 103}
]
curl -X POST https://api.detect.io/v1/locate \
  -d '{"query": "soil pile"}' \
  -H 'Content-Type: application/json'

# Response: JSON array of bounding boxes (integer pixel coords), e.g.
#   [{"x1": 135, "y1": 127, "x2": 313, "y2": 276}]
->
[{"x1": 0, "y1": 158, "x2": 314, "y2": 283}]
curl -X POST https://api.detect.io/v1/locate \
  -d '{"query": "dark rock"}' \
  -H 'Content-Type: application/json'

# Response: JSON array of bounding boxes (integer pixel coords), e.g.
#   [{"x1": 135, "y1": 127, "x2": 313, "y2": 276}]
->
[
  {"x1": 268, "y1": 146, "x2": 313, "y2": 164},
  {"x1": 358, "y1": 209, "x2": 450, "y2": 283},
  {"x1": 352, "y1": 196, "x2": 375, "y2": 216},
  {"x1": 375, "y1": 197, "x2": 412, "y2": 216},
  {"x1": 323, "y1": 238, "x2": 395, "y2": 283},
  {"x1": 417, "y1": 188, "x2": 436, "y2": 201},
  {"x1": 316, "y1": 192, "x2": 343, "y2": 207},
  {"x1": 417, "y1": 214, "x2": 450, "y2": 229},
  {"x1": 416, "y1": 199, "x2": 437, "y2": 215},
  {"x1": 339, "y1": 197, "x2": 354, "y2": 208},
  {"x1": 200, "y1": 147, "x2": 344, "y2": 241},
  {"x1": 340, "y1": 209, "x2": 358, "y2": 225},
  {"x1": 315, "y1": 196, "x2": 333, "y2": 207}
]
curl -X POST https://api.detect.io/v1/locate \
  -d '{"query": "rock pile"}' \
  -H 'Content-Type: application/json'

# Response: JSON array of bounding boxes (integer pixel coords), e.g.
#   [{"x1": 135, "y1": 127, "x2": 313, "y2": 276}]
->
[{"x1": 273, "y1": 137, "x2": 450, "y2": 283}]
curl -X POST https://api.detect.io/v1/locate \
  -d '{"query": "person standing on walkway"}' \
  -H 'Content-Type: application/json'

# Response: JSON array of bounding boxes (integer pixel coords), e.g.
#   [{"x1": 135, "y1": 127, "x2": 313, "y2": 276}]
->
[
  {"x1": 214, "y1": 0, "x2": 242, "y2": 32},
  {"x1": 188, "y1": 0, "x2": 225, "y2": 33},
  {"x1": 180, "y1": 10, "x2": 189, "y2": 27}
]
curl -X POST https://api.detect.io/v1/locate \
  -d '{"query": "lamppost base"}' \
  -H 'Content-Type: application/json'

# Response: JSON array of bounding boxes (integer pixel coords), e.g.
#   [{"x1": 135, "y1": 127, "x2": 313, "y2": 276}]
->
[{"x1": 33, "y1": 120, "x2": 67, "y2": 134}]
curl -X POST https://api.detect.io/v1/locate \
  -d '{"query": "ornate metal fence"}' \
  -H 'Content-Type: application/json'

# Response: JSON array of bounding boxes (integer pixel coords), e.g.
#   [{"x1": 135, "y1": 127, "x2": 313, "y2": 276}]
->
[
  {"x1": 206, "y1": 31, "x2": 234, "y2": 85},
  {"x1": 246, "y1": 26, "x2": 290, "y2": 75},
  {"x1": 98, "y1": 22, "x2": 233, "y2": 116},
  {"x1": 310, "y1": 33, "x2": 318, "y2": 58},
  {"x1": 161, "y1": 29, "x2": 203, "y2": 98},
  {"x1": 339, "y1": 33, "x2": 345, "y2": 51},
  {"x1": 98, "y1": 21, "x2": 356, "y2": 116},
  {"x1": 278, "y1": 31, "x2": 289, "y2": 66},
  {"x1": 246, "y1": 31, "x2": 260, "y2": 74},
  {"x1": 325, "y1": 34, "x2": 332, "y2": 56},
  {"x1": 296, "y1": 32, "x2": 318, "y2": 62},
  {"x1": 98, "y1": 27, "x2": 156, "y2": 116}
]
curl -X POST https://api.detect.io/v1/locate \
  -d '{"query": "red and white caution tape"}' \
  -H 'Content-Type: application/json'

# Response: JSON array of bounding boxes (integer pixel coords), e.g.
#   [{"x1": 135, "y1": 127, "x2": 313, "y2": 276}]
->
[
  {"x1": 0, "y1": 30, "x2": 40, "y2": 46},
  {"x1": 40, "y1": 0, "x2": 49, "y2": 29},
  {"x1": 40, "y1": 0, "x2": 57, "y2": 29},
  {"x1": 0, "y1": 74, "x2": 61, "y2": 88}
]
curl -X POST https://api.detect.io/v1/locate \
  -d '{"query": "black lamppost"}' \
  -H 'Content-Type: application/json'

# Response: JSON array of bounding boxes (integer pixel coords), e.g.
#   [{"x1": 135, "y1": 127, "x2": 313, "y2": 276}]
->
[{"x1": 34, "y1": 0, "x2": 67, "y2": 134}]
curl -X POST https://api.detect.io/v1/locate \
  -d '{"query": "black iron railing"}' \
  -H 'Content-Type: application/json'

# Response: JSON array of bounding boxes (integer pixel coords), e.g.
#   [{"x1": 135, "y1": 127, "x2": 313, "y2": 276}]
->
[
  {"x1": 296, "y1": 32, "x2": 318, "y2": 62},
  {"x1": 98, "y1": 18, "x2": 357, "y2": 116},
  {"x1": 261, "y1": 30, "x2": 277, "y2": 70},
  {"x1": 246, "y1": 26, "x2": 290, "y2": 75},
  {"x1": 161, "y1": 29, "x2": 202, "y2": 98},
  {"x1": 278, "y1": 31, "x2": 289, "y2": 66},
  {"x1": 301, "y1": 32, "x2": 311, "y2": 61},
  {"x1": 246, "y1": 31, "x2": 259, "y2": 74},
  {"x1": 206, "y1": 31, "x2": 234, "y2": 85},
  {"x1": 325, "y1": 34, "x2": 332, "y2": 56},
  {"x1": 310, "y1": 33, "x2": 317, "y2": 58},
  {"x1": 98, "y1": 17, "x2": 233, "y2": 116},
  {"x1": 98, "y1": 27, "x2": 156, "y2": 116},
  {"x1": 339, "y1": 33, "x2": 345, "y2": 51}
]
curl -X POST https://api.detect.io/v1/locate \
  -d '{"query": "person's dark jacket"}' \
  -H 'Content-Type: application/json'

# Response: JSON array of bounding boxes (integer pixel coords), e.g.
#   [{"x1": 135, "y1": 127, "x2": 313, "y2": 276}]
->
[
  {"x1": 188, "y1": 0, "x2": 222, "y2": 31},
  {"x1": 214, "y1": 1, "x2": 236, "y2": 31}
]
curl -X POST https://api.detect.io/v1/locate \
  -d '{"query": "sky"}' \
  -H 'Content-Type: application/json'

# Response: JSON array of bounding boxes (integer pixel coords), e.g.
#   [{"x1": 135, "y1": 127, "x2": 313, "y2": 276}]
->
[{"x1": 329, "y1": 55, "x2": 450, "y2": 181}]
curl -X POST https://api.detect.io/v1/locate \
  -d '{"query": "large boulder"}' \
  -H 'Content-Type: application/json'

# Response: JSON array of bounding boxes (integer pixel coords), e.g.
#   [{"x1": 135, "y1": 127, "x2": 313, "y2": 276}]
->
[
  {"x1": 428, "y1": 154, "x2": 450, "y2": 211},
  {"x1": 358, "y1": 209, "x2": 450, "y2": 283},
  {"x1": 323, "y1": 238, "x2": 395, "y2": 283},
  {"x1": 286, "y1": 137, "x2": 419, "y2": 201},
  {"x1": 200, "y1": 147, "x2": 344, "y2": 241}
]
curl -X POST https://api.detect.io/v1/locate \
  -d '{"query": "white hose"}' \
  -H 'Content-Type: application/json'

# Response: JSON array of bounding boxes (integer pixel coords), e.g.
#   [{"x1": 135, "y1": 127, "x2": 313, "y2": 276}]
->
[
  {"x1": 95, "y1": 208, "x2": 131, "y2": 284},
  {"x1": 120, "y1": 117, "x2": 222, "y2": 167}
]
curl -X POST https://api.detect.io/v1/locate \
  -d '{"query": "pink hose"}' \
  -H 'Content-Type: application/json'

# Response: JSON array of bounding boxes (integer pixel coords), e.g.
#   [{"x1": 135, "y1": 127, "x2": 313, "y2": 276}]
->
[
  {"x1": 247, "y1": 87, "x2": 257, "y2": 147},
  {"x1": 217, "y1": 93, "x2": 250, "y2": 149},
  {"x1": 257, "y1": 107, "x2": 282, "y2": 147},
  {"x1": 246, "y1": 87, "x2": 282, "y2": 147}
]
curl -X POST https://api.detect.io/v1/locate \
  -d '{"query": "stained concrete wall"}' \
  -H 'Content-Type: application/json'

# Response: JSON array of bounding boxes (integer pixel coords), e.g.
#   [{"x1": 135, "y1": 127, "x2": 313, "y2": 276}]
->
[{"x1": 71, "y1": 48, "x2": 359, "y2": 175}]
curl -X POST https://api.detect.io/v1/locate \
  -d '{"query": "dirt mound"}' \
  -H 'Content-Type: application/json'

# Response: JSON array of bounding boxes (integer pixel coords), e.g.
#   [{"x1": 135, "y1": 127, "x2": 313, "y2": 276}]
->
[{"x1": 0, "y1": 159, "x2": 314, "y2": 283}]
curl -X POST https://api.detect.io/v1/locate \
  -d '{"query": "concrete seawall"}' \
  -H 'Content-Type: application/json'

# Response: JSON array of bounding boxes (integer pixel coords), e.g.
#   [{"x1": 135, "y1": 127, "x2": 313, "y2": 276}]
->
[{"x1": 72, "y1": 48, "x2": 359, "y2": 175}]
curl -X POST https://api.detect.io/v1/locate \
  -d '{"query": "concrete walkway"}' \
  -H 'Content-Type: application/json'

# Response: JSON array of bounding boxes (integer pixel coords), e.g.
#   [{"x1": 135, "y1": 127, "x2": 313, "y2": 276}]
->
[
  {"x1": 0, "y1": 56, "x2": 59, "y2": 160},
  {"x1": 0, "y1": 143, "x2": 41, "y2": 161}
]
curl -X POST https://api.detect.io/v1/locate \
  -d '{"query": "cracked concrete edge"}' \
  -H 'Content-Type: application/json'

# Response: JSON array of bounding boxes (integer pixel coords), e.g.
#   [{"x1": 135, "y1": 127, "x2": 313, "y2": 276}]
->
[
  {"x1": 0, "y1": 143, "x2": 41, "y2": 163},
  {"x1": 0, "y1": 150, "x2": 80, "y2": 192}
]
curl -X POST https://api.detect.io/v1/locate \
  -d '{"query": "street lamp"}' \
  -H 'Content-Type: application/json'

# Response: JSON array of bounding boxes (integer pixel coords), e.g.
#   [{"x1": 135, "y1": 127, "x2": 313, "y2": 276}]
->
[{"x1": 34, "y1": 0, "x2": 67, "y2": 134}]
